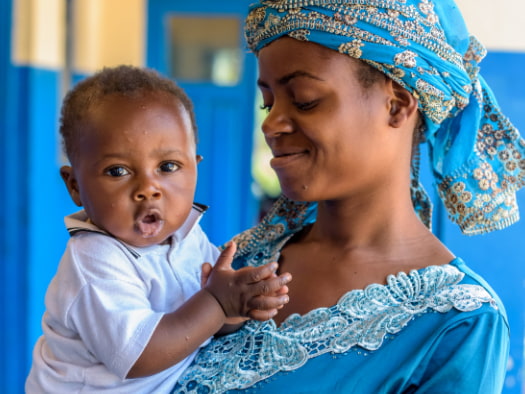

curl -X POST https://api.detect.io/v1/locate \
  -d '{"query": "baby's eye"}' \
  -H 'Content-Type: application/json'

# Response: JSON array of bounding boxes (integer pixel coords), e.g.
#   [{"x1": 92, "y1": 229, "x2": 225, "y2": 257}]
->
[
  {"x1": 159, "y1": 161, "x2": 180, "y2": 173},
  {"x1": 105, "y1": 166, "x2": 129, "y2": 177}
]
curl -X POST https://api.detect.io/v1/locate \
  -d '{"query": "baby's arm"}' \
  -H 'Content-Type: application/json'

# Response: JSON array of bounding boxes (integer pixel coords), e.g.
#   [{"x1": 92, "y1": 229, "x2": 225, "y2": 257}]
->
[{"x1": 127, "y1": 242, "x2": 291, "y2": 379}]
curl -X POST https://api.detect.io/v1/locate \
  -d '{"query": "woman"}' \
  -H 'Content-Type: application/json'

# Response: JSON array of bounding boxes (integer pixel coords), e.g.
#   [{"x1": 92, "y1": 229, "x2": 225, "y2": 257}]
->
[{"x1": 174, "y1": 0, "x2": 523, "y2": 392}]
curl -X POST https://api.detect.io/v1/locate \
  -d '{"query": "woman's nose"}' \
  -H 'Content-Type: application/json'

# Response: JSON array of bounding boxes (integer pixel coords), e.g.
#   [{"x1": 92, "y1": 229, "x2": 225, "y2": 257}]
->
[
  {"x1": 133, "y1": 175, "x2": 162, "y2": 201},
  {"x1": 261, "y1": 105, "x2": 293, "y2": 138}
]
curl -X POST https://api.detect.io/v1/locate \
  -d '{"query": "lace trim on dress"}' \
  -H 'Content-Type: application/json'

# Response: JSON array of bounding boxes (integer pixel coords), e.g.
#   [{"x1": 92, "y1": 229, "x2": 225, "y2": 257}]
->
[{"x1": 174, "y1": 263, "x2": 496, "y2": 393}]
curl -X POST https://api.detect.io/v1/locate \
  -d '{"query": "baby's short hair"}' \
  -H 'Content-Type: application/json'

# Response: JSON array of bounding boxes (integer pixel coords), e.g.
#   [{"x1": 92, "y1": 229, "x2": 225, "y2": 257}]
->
[{"x1": 59, "y1": 65, "x2": 197, "y2": 162}]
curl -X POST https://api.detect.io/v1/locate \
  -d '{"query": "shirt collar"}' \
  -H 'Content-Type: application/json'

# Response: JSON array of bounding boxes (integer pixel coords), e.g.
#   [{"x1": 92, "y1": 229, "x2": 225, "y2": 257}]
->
[{"x1": 65, "y1": 203, "x2": 208, "y2": 258}]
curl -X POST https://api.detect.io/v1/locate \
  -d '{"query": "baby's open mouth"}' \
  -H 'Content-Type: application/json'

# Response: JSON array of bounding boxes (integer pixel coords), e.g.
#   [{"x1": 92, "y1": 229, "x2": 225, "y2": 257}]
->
[{"x1": 135, "y1": 210, "x2": 164, "y2": 238}]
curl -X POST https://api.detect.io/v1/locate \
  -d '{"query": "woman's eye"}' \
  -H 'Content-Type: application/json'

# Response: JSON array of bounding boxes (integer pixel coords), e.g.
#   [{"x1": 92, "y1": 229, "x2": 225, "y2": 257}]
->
[
  {"x1": 259, "y1": 104, "x2": 272, "y2": 113},
  {"x1": 160, "y1": 162, "x2": 180, "y2": 173},
  {"x1": 105, "y1": 166, "x2": 129, "y2": 177},
  {"x1": 294, "y1": 100, "x2": 318, "y2": 111}
]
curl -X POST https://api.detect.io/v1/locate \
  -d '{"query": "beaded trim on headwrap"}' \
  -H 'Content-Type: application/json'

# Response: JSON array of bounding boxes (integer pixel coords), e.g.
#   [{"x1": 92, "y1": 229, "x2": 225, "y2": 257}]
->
[{"x1": 245, "y1": 0, "x2": 525, "y2": 234}]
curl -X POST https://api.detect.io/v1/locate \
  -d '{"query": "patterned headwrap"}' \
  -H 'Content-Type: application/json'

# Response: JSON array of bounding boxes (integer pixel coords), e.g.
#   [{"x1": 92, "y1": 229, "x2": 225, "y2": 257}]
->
[{"x1": 245, "y1": 0, "x2": 525, "y2": 235}]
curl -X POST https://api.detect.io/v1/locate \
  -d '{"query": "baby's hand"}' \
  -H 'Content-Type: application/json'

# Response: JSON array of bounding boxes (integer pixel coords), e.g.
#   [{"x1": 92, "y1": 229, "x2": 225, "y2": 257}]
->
[{"x1": 203, "y1": 242, "x2": 291, "y2": 321}]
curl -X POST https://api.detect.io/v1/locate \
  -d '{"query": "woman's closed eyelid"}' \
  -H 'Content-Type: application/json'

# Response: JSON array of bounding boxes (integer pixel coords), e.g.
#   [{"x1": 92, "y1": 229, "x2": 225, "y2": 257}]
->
[
  {"x1": 294, "y1": 99, "x2": 319, "y2": 111},
  {"x1": 259, "y1": 104, "x2": 272, "y2": 112},
  {"x1": 259, "y1": 98, "x2": 318, "y2": 113}
]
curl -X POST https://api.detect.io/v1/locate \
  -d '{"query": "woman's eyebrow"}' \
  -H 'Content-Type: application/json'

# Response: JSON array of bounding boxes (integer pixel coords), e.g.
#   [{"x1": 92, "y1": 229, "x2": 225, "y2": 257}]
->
[{"x1": 257, "y1": 70, "x2": 325, "y2": 88}]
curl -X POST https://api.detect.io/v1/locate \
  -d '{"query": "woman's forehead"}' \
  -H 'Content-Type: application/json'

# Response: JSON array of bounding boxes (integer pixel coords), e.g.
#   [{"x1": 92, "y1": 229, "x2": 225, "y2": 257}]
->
[{"x1": 257, "y1": 38, "x2": 359, "y2": 81}]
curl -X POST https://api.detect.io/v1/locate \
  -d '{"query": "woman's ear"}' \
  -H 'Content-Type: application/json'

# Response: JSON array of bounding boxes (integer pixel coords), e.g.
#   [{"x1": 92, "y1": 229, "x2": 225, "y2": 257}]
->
[
  {"x1": 60, "y1": 166, "x2": 83, "y2": 207},
  {"x1": 388, "y1": 80, "x2": 418, "y2": 128}
]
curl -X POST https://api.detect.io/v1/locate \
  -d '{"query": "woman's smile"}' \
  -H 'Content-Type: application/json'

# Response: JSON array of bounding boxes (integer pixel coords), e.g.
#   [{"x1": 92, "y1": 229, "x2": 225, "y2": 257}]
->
[{"x1": 270, "y1": 148, "x2": 309, "y2": 169}]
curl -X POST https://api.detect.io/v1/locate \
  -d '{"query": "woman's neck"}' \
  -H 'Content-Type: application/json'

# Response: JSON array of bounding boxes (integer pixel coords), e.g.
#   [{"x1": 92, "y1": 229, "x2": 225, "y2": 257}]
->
[
  {"x1": 303, "y1": 188, "x2": 453, "y2": 264},
  {"x1": 313, "y1": 191, "x2": 418, "y2": 245}
]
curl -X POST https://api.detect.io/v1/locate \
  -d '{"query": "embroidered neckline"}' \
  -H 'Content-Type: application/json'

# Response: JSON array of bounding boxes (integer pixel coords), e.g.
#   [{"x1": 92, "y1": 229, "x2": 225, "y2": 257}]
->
[{"x1": 175, "y1": 262, "x2": 496, "y2": 393}]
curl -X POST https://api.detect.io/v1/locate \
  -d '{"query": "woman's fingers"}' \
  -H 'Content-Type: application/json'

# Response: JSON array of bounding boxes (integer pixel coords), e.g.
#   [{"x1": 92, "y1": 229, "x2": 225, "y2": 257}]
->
[
  {"x1": 249, "y1": 308, "x2": 279, "y2": 321},
  {"x1": 200, "y1": 262, "x2": 213, "y2": 288},
  {"x1": 235, "y1": 262, "x2": 290, "y2": 284},
  {"x1": 250, "y1": 272, "x2": 292, "y2": 295},
  {"x1": 248, "y1": 293, "x2": 290, "y2": 311}
]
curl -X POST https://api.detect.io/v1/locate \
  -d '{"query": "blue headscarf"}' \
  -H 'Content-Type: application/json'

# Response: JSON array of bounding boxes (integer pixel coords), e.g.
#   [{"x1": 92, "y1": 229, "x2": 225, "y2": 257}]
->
[{"x1": 245, "y1": 0, "x2": 525, "y2": 235}]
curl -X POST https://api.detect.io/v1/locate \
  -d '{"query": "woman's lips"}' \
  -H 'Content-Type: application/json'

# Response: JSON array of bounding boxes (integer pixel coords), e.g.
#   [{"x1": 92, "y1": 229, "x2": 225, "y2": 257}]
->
[
  {"x1": 134, "y1": 209, "x2": 164, "y2": 238},
  {"x1": 270, "y1": 150, "x2": 308, "y2": 168}
]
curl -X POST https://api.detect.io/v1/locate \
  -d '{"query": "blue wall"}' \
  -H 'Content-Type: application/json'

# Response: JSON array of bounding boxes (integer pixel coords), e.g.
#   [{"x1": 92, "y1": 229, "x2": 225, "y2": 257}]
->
[
  {"x1": 0, "y1": 4, "x2": 78, "y2": 389},
  {"x1": 0, "y1": 64, "x2": 77, "y2": 391},
  {"x1": 420, "y1": 51, "x2": 525, "y2": 393},
  {"x1": 438, "y1": 51, "x2": 525, "y2": 392},
  {"x1": 0, "y1": 1, "x2": 28, "y2": 389}
]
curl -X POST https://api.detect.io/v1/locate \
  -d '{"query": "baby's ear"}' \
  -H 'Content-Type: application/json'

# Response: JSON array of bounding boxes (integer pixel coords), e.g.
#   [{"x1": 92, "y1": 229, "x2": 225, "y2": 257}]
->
[
  {"x1": 196, "y1": 154, "x2": 204, "y2": 164},
  {"x1": 60, "y1": 166, "x2": 83, "y2": 206}
]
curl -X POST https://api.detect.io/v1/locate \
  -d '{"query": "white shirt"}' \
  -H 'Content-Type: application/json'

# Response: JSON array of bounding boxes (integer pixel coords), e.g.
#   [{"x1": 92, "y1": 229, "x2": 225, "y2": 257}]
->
[{"x1": 26, "y1": 206, "x2": 219, "y2": 393}]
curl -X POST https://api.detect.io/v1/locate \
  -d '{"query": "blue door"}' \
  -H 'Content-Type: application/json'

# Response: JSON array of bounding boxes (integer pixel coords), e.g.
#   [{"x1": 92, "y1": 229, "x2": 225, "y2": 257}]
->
[{"x1": 147, "y1": 0, "x2": 259, "y2": 245}]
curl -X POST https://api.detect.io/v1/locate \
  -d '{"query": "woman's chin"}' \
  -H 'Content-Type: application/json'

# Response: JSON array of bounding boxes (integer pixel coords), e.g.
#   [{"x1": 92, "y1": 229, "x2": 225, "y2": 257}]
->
[{"x1": 281, "y1": 187, "x2": 317, "y2": 202}]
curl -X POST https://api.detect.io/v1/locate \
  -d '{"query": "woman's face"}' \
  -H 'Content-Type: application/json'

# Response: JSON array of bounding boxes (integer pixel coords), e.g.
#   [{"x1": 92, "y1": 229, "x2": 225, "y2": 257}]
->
[{"x1": 257, "y1": 37, "x2": 402, "y2": 202}]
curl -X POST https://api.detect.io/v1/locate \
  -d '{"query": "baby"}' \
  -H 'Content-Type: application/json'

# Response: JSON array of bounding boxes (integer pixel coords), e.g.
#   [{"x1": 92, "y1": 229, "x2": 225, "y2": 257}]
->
[{"x1": 25, "y1": 65, "x2": 291, "y2": 392}]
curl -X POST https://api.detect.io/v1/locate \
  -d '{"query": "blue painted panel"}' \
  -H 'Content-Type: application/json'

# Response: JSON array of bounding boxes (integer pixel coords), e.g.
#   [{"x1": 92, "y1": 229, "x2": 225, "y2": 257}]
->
[
  {"x1": 24, "y1": 67, "x2": 79, "y2": 354},
  {"x1": 2, "y1": 70, "x2": 30, "y2": 393},
  {"x1": 0, "y1": 1, "x2": 29, "y2": 391},
  {"x1": 1, "y1": 65, "x2": 75, "y2": 393},
  {"x1": 0, "y1": 60, "x2": 76, "y2": 392},
  {"x1": 147, "y1": 0, "x2": 258, "y2": 245},
  {"x1": 479, "y1": 52, "x2": 525, "y2": 394},
  {"x1": 456, "y1": 51, "x2": 524, "y2": 394}
]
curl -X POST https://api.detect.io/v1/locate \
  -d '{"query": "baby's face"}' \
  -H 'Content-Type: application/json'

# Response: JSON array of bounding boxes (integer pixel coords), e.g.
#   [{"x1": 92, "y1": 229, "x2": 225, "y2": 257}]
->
[{"x1": 66, "y1": 92, "x2": 198, "y2": 247}]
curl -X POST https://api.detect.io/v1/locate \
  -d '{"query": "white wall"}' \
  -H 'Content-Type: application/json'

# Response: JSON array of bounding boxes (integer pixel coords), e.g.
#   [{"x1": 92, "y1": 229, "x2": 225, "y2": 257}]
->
[{"x1": 456, "y1": 0, "x2": 525, "y2": 52}]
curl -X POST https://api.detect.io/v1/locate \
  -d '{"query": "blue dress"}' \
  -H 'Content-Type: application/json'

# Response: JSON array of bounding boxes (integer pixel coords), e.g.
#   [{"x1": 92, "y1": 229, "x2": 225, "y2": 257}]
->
[{"x1": 174, "y1": 197, "x2": 509, "y2": 393}]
